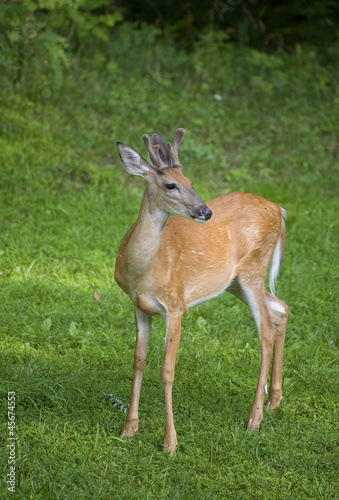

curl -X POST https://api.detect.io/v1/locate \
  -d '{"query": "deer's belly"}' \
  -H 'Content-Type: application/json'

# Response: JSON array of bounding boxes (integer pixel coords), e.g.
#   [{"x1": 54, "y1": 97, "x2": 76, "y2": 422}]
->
[{"x1": 185, "y1": 267, "x2": 235, "y2": 309}]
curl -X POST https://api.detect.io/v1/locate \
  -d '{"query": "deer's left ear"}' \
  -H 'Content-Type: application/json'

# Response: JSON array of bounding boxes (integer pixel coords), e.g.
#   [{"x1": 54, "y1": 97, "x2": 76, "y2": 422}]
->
[{"x1": 117, "y1": 142, "x2": 151, "y2": 178}]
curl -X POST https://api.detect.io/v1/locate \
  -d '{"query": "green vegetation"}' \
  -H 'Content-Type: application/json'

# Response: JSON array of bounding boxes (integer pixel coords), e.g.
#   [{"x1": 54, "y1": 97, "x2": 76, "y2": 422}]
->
[{"x1": 1, "y1": 20, "x2": 338, "y2": 500}]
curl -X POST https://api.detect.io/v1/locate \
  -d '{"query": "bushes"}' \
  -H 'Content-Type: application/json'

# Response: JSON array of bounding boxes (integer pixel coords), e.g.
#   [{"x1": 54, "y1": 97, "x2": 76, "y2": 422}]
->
[
  {"x1": 0, "y1": 0, "x2": 122, "y2": 94},
  {"x1": 1, "y1": 0, "x2": 339, "y2": 105}
]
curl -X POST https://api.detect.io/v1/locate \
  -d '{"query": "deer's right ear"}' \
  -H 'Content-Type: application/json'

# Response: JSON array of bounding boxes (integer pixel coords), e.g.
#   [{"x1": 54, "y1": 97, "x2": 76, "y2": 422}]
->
[{"x1": 117, "y1": 142, "x2": 151, "y2": 178}]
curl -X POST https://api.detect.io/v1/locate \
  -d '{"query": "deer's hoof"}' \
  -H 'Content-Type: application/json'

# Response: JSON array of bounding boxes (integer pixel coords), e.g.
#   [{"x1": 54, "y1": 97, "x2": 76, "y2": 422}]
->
[
  {"x1": 121, "y1": 419, "x2": 138, "y2": 438},
  {"x1": 267, "y1": 391, "x2": 283, "y2": 411}
]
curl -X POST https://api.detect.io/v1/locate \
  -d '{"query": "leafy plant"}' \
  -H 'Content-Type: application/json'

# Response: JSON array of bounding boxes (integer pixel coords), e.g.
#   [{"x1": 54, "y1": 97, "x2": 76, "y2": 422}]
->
[{"x1": 0, "y1": 0, "x2": 122, "y2": 95}]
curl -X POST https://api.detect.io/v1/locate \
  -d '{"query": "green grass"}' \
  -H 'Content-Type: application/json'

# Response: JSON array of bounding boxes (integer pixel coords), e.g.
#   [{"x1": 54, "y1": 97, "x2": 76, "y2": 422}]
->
[{"x1": 0, "y1": 30, "x2": 338, "y2": 498}]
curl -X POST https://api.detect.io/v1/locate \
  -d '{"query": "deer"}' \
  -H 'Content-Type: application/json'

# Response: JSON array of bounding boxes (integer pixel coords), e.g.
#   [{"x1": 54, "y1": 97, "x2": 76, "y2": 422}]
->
[{"x1": 114, "y1": 128, "x2": 289, "y2": 454}]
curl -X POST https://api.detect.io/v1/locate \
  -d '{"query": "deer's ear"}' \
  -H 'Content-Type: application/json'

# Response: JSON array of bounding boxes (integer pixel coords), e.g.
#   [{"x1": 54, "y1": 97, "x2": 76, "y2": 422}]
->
[{"x1": 117, "y1": 142, "x2": 151, "y2": 177}]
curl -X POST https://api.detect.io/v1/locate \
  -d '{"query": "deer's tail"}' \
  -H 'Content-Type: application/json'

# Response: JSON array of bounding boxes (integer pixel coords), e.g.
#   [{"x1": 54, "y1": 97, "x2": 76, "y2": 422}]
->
[{"x1": 269, "y1": 208, "x2": 286, "y2": 296}]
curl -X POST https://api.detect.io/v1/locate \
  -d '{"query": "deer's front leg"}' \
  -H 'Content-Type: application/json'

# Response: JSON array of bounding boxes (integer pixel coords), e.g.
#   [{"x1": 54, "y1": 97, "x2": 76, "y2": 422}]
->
[
  {"x1": 161, "y1": 311, "x2": 183, "y2": 454},
  {"x1": 121, "y1": 307, "x2": 152, "y2": 438}
]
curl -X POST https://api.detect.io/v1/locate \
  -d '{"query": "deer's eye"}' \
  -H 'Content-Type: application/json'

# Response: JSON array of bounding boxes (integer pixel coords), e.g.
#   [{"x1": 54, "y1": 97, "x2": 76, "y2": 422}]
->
[{"x1": 165, "y1": 183, "x2": 176, "y2": 190}]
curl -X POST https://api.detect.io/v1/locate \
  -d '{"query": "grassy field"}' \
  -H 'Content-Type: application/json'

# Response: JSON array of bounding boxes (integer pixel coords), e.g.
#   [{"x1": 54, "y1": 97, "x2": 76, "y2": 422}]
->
[{"x1": 1, "y1": 30, "x2": 338, "y2": 498}]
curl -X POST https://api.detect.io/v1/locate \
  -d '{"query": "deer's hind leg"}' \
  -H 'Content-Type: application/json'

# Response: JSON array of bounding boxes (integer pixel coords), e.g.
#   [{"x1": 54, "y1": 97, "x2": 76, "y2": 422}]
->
[
  {"x1": 228, "y1": 275, "x2": 276, "y2": 431},
  {"x1": 265, "y1": 292, "x2": 288, "y2": 411}
]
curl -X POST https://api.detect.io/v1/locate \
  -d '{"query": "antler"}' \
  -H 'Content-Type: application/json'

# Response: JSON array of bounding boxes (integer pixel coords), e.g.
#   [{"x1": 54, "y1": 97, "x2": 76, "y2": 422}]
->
[
  {"x1": 167, "y1": 128, "x2": 185, "y2": 168},
  {"x1": 143, "y1": 128, "x2": 186, "y2": 171},
  {"x1": 143, "y1": 134, "x2": 168, "y2": 171}
]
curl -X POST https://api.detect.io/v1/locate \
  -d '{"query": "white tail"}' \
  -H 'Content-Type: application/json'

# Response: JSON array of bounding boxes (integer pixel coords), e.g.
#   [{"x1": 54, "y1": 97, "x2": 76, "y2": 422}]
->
[
  {"x1": 269, "y1": 209, "x2": 286, "y2": 296},
  {"x1": 115, "y1": 128, "x2": 289, "y2": 454}
]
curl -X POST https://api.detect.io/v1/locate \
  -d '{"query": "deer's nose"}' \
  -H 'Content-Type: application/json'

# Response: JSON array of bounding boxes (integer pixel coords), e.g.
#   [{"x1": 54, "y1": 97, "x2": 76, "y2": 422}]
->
[
  {"x1": 200, "y1": 206, "x2": 212, "y2": 220},
  {"x1": 193, "y1": 204, "x2": 212, "y2": 221}
]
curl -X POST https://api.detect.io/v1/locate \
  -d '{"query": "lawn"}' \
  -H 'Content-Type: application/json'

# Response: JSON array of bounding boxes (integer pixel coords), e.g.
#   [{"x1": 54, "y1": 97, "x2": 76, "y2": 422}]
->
[{"x1": 0, "y1": 29, "x2": 338, "y2": 499}]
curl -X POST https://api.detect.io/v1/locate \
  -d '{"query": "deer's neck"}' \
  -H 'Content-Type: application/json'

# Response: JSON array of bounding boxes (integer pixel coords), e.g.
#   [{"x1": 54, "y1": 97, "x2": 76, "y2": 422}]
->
[{"x1": 126, "y1": 190, "x2": 168, "y2": 280}]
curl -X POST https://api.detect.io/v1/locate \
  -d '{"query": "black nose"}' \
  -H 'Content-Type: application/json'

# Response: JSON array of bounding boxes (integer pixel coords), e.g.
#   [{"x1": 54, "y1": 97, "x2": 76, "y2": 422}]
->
[{"x1": 199, "y1": 205, "x2": 212, "y2": 220}]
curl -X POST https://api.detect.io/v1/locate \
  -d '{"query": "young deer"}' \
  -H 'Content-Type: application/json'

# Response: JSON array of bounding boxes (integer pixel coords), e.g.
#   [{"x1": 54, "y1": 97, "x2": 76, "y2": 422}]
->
[{"x1": 115, "y1": 128, "x2": 288, "y2": 454}]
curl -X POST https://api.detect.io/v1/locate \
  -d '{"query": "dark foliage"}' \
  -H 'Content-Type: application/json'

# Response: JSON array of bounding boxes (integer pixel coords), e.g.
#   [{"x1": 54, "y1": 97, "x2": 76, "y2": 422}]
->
[{"x1": 121, "y1": 0, "x2": 339, "y2": 50}]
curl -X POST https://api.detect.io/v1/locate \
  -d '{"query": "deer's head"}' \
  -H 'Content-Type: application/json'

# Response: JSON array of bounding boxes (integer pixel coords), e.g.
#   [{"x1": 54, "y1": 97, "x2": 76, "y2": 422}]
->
[{"x1": 117, "y1": 128, "x2": 212, "y2": 222}]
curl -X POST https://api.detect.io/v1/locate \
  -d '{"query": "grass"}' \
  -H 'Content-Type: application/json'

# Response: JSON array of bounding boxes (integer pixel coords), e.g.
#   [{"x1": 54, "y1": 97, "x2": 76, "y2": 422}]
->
[{"x1": 0, "y1": 29, "x2": 338, "y2": 498}]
